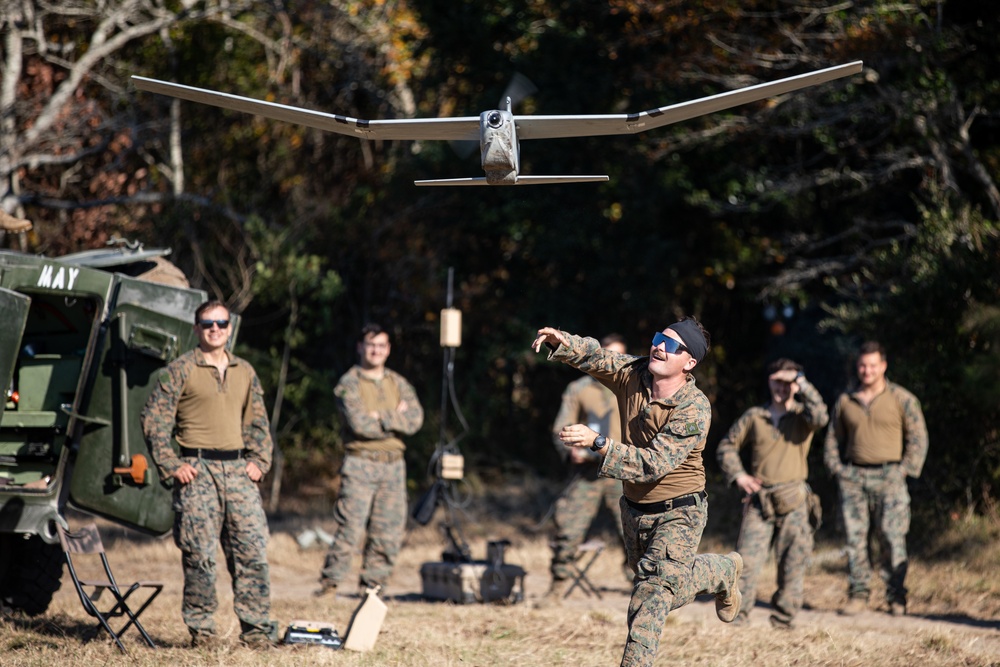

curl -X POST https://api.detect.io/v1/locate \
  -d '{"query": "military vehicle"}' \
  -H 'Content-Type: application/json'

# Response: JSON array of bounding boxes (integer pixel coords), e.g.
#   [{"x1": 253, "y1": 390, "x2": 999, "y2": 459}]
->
[{"x1": 0, "y1": 242, "x2": 234, "y2": 615}]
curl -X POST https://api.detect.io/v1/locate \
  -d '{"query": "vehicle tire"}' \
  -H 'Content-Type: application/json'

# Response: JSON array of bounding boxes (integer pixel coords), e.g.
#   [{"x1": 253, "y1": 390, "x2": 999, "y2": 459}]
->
[{"x1": 0, "y1": 533, "x2": 64, "y2": 616}]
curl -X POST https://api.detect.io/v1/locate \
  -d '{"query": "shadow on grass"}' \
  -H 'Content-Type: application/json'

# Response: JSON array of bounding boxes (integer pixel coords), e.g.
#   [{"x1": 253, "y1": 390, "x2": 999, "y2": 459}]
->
[
  {"x1": 2, "y1": 610, "x2": 186, "y2": 649},
  {"x1": 909, "y1": 612, "x2": 1000, "y2": 632}
]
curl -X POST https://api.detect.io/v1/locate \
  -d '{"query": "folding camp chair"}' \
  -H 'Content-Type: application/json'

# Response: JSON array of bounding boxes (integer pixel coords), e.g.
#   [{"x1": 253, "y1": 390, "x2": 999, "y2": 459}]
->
[
  {"x1": 563, "y1": 538, "x2": 605, "y2": 600},
  {"x1": 57, "y1": 521, "x2": 163, "y2": 652}
]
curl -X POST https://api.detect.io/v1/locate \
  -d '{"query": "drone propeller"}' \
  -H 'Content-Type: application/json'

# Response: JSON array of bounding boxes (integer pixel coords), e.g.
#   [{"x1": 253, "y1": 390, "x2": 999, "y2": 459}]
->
[{"x1": 450, "y1": 73, "x2": 538, "y2": 158}]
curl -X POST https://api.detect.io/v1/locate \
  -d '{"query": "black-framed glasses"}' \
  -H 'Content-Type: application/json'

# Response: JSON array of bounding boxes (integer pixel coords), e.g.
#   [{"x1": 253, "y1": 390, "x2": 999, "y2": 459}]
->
[
  {"x1": 197, "y1": 319, "x2": 230, "y2": 330},
  {"x1": 651, "y1": 331, "x2": 689, "y2": 356}
]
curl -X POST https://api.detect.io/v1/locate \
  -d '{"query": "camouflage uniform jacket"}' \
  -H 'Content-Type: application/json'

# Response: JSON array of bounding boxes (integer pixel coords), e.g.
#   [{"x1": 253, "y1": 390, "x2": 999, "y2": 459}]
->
[
  {"x1": 824, "y1": 380, "x2": 928, "y2": 478},
  {"x1": 549, "y1": 333, "x2": 711, "y2": 503},
  {"x1": 335, "y1": 365, "x2": 424, "y2": 452},
  {"x1": 716, "y1": 377, "x2": 828, "y2": 486},
  {"x1": 141, "y1": 348, "x2": 273, "y2": 481}
]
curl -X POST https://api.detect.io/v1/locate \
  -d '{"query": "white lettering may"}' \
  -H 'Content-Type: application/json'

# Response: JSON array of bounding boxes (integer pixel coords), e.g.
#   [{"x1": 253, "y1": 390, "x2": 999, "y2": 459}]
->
[{"x1": 36, "y1": 265, "x2": 79, "y2": 291}]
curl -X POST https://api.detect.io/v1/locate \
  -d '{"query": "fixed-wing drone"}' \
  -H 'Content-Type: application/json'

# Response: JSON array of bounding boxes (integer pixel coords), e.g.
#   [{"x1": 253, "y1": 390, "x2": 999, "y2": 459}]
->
[{"x1": 132, "y1": 61, "x2": 862, "y2": 186}]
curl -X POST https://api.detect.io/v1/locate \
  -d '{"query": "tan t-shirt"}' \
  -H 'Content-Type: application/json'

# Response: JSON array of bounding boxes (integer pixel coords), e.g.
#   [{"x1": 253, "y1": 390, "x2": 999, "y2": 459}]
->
[
  {"x1": 825, "y1": 381, "x2": 929, "y2": 478},
  {"x1": 173, "y1": 355, "x2": 256, "y2": 451},
  {"x1": 613, "y1": 376, "x2": 708, "y2": 502},
  {"x1": 716, "y1": 378, "x2": 829, "y2": 486},
  {"x1": 834, "y1": 386, "x2": 912, "y2": 464}
]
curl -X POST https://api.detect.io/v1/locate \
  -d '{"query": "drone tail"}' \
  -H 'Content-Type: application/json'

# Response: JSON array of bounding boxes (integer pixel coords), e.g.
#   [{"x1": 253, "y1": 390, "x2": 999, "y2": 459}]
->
[{"x1": 414, "y1": 175, "x2": 609, "y2": 187}]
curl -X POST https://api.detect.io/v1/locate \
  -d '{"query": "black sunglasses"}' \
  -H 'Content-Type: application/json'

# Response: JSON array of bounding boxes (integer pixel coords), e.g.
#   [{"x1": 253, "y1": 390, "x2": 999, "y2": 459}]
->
[
  {"x1": 197, "y1": 319, "x2": 230, "y2": 330},
  {"x1": 651, "y1": 331, "x2": 689, "y2": 355}
]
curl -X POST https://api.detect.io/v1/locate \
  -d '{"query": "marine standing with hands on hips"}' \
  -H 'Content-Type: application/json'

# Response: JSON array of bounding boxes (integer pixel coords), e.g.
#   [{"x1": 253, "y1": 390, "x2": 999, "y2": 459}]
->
[
  {"x1": 141, "y1": 300, "x2": 278, "y2": 648},
  {"x1": 532, "y1": 317, "x2": 743, "y2": 667}
]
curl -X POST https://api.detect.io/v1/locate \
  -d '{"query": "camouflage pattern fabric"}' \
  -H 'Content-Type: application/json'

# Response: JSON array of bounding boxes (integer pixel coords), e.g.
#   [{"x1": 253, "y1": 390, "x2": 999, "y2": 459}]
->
[
  {"x1": 550, "y1": 373, "x2": 625, "y2": 579},
  {"x1": 334, "y1": 365, "x2": 424, "y2": 449},
  {"x1": 320, "y1": 454, "x2": 408, "y2": 589},
  {"x1": 735, "y1": 488, "x2": 813, "y2": 625},
  {"x1": 837, "y1": 465, "x2": 911, "y2": 604},
  {"x1": 173, "y1": 457, "x2": 272, "y2": 638},
  {"x1": 619, "y1": 496, "x2": 738, "y2": 667},
  {"x1": 551, "y1": 472, "x2": 624, "y2": 579},
  {"x1": 547, "y1": 331, "x2": 727, "y2": 667}
]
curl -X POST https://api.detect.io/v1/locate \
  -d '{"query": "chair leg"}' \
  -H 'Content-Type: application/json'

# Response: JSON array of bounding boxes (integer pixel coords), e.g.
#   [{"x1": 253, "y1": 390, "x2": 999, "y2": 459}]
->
[
  {"x1": 563, "y1": 546, "x2": 605, "y2": 600},
  {"x1": 124, "y1": 593, "x2": 161, "y2": 648},
  {"x1": 82, "y1": 599, "x2": 128, "y2": 654},
  {"x1": 106, "y1": 585, "x2": 162, "y2": 648}
]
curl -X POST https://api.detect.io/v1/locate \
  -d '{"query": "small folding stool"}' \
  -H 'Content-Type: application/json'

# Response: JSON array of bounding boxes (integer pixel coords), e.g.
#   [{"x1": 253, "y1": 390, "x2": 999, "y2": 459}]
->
[{"x1": 563, "y1": 538, "x2": 605, "y2": 599}]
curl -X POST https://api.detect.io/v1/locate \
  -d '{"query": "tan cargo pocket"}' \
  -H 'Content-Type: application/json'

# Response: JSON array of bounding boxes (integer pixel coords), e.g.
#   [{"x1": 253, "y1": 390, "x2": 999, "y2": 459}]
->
[{"x1": 768, "y1": 481, "x2": 807, "y2": 515}]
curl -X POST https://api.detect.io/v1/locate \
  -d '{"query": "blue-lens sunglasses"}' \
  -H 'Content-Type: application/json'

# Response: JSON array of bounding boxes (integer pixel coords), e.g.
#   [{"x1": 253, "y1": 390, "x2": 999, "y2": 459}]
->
[{"x1": 651, "y1": 331, "x2": 689, "y2": 356}]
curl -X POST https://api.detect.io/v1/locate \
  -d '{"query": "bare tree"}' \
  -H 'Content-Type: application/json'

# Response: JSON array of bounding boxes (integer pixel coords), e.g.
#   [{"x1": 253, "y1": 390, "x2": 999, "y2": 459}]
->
[{"x1": 2, "y1": 1, "x2": 193, "y2": 249}]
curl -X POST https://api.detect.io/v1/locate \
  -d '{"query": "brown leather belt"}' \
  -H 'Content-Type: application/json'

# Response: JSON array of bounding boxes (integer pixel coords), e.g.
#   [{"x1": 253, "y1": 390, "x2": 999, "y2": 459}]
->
[{"x1": 624, "y1": 490, "x2": 707, "y2": 514}]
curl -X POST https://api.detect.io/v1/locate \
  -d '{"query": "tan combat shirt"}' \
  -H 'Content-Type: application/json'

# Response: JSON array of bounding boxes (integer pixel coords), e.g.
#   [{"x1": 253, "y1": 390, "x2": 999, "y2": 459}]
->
[
  {"x1": 824, "y1": 381, "x2": 929, "y2": 478},
  {"x1": 551, "y1": 333, "x2": 710, "y2": 504},
  {"x1": 141, "y1": 348, "x2": 273, "y2": 481},
  {"x1": 716, "y1": 377, "x2": 829, "y2": 486}
]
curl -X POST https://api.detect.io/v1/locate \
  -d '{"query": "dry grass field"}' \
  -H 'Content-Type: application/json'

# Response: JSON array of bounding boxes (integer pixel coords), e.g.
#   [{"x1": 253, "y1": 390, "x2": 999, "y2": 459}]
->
[{"x1": 3, "y1": 485, "x2": 1000, "y2": 667}]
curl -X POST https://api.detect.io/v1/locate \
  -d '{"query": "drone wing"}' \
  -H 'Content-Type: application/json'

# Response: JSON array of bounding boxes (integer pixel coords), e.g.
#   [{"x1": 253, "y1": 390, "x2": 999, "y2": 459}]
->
[
  {"x1": 514, "y1": 61, "x2": 864, "y2": 140},
  {"x1": 131, "y1": 76, "x2": 480, "y2": 141},
  {"x1": 134, "y1": 61, "x2": 860, "y2": 144}
]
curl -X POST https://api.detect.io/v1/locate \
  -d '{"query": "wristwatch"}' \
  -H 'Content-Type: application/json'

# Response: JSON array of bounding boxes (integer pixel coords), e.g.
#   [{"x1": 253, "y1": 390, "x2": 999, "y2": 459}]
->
[{"x1": 591, "y1": 434, "x2": 608, "y2": 452}]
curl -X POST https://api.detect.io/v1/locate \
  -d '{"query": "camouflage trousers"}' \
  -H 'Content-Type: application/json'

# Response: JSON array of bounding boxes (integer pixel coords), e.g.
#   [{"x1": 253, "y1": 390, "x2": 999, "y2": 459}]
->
[
  {"x1": 837, "y1": 464, "x2": 910, "y2": 604},
  {"x1": 619, "y1": 494, "x2": 738, "y2": 667},
  {"x1": 172, "y1": 457, "x2": 272, "y2": 638},
  {"x1": 551, "y1": 472, "x2": 624, "y2": 579},
  {"x1": 321, "y1": 453, "x2": 407, "y2": 589},
  {"x1": 735, "y1": 488, "x2": 813, "y2": 625}
]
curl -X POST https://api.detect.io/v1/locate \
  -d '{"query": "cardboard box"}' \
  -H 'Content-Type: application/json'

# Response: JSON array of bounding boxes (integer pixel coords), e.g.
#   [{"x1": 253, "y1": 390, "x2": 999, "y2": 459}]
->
[{"x1": 342, "y1": 588, "x2": 388, "y2": 652}]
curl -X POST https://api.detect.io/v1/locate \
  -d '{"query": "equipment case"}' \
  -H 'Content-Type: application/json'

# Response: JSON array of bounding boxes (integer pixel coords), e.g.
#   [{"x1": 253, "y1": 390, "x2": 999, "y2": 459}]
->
[{"x1": 420, "y1": 561, "x2": 525, "y2": 604}]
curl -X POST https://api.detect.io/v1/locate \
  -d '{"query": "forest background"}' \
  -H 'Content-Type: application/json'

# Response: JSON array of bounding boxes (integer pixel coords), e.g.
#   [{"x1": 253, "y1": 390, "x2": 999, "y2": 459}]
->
[{"x1": 2, "y1": 0, "x2": 999, "y2": 528}]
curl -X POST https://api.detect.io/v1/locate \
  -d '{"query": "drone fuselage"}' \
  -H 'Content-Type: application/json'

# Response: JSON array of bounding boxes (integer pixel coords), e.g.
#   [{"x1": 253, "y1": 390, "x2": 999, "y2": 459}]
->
[{"x1": 480, "y1": 101, "x2": 519, "y2": 184}]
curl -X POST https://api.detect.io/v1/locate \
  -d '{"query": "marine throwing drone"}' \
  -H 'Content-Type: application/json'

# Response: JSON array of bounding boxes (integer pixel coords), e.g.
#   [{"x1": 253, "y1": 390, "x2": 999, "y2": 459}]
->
[{"x1": 132, "y1": 61, "x2": 862, "y2": 187}]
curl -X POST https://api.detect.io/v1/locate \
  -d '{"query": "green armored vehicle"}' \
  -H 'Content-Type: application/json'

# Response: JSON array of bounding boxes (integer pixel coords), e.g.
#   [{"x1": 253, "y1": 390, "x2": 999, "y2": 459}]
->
[{"x1": 0, "y1": 244, "x2": 231, "y2": 615}]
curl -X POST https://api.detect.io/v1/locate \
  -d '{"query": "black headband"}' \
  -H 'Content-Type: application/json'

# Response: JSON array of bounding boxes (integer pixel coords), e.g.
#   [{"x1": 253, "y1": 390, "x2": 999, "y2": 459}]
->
[{"x1": 667, "y1": 320, "x2": 707, "y2": 364}]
